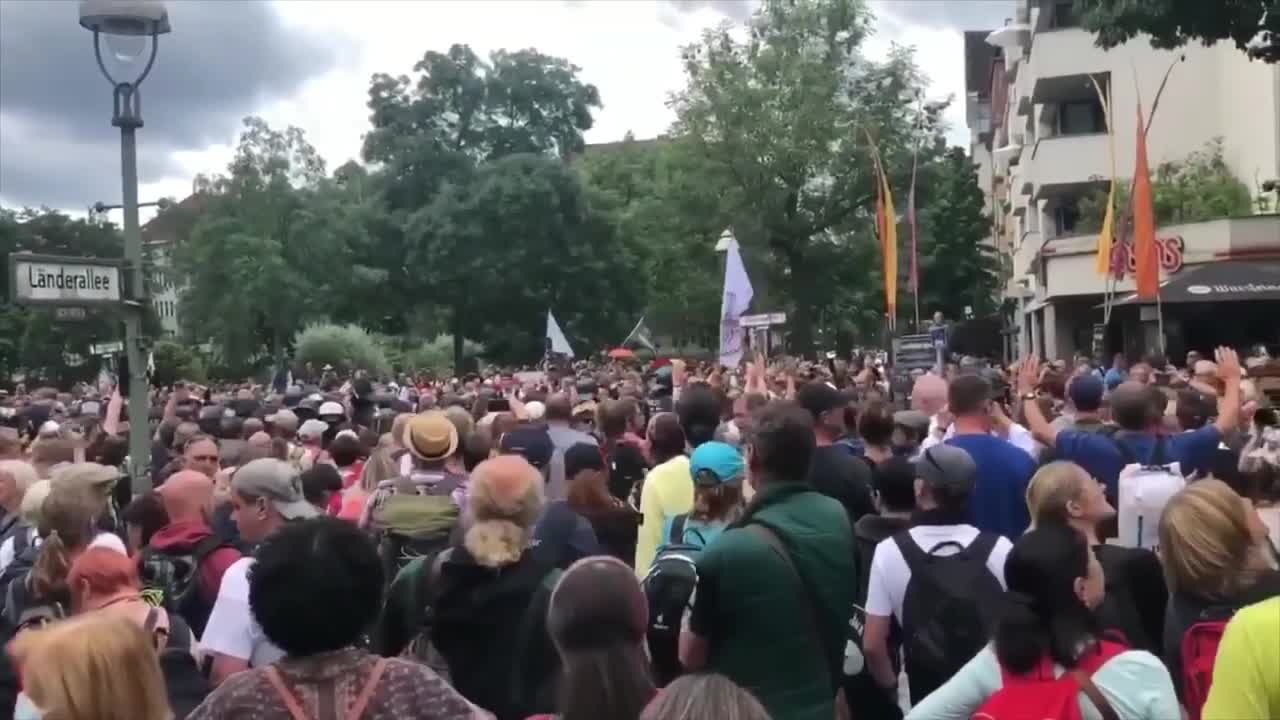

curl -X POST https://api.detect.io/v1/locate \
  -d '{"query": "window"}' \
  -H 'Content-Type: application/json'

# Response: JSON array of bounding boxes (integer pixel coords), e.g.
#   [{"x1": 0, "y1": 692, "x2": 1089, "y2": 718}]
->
[
  {"x1": 1053, "y1": 202, "x2": 1082, "y2": 236},
  {"x1": 1049, "y1": 1, "x2": 1078, "y2": 29},
  {"x1": 1057, "y1": 99, "x2": 1105, "y2": 135}
]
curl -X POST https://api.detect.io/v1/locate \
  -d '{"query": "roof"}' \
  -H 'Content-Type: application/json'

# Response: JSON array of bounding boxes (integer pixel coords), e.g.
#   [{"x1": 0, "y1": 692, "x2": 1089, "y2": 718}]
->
[{"x1": 141, "y1": 193, "x2": 208, "y2": 245}]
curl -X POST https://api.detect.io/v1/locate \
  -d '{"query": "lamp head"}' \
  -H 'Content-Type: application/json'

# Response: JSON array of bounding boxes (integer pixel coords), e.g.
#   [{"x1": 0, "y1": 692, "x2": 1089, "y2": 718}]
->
[{"x1": 79, "y1": 0, "x2": 171, "y2": 36}]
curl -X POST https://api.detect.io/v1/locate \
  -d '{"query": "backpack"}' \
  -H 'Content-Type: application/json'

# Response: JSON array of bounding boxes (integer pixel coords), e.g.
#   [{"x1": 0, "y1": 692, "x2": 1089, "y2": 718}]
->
[
  {"x1": 643, "y1": 515, "x2": 705, "y2": 686},
  {"x1": 896, "y1": 531, "x2": 1004, "y2": 704},
  {"x1": 972, "y1": 640, "x2": 1125, "y2": 720},
  {"x1": 1180, "y1": 605, "x2": 1239, "y2": 720},
  {"x1": 1113, "y1": 435, "x2": 1185, "y2": 551},
  {"x1": 371, "y1": 479, "x2": 462, "y2": 586},
  {"x1": 0, "y1": 528, "x2": 39, "y2": 593},
  {"x1": 2, "y1": 573, "x2": 64, "y2": 635},
  {"x1": 137, "y1": 535, "x2": 228, "y2": 638}
]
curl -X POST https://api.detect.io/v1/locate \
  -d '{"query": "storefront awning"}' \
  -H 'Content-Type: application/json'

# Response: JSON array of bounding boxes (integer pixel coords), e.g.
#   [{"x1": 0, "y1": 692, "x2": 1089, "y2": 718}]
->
[{"x1": 1112, "y1": 260, "x2": 1280, "y2": 305}]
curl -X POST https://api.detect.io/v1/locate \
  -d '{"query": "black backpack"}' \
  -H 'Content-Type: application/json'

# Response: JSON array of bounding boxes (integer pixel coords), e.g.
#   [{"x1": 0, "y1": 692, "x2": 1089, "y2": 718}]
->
[
  {"x1": 895, "y1": 531, "x2": 1003, "y2": 704},
  {"x1": 2, "y1": 572, "x2": 65, "y2": 638},
  {"x1": 137, "y1": 535, "x2": 228, "y2": 638},
  {"x1": 642, "y1": 515, "x2": 705, "y2": 686}
]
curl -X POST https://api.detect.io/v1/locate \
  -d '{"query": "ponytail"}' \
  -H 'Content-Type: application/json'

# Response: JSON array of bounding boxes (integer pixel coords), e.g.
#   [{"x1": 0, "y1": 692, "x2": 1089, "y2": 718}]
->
[{"x1": 31, "y1": 530, "x2": 72, "y2": 602}]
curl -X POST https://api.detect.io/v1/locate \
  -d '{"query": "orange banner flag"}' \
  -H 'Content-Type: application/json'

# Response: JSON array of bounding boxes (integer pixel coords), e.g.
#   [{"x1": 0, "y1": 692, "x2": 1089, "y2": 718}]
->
[
  {"x1": 877, "y1": 162, "x2": 898, "y2": 325},
  {"x1": 1132, "y1": 101, "x2": 1159, "y2": 299}
]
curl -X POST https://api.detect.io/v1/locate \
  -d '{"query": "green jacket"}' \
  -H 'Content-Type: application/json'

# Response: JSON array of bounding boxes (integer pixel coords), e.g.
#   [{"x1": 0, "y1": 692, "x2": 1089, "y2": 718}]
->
[{"x1": 689, "y1": 482, "x2": 855, "y2": 720}]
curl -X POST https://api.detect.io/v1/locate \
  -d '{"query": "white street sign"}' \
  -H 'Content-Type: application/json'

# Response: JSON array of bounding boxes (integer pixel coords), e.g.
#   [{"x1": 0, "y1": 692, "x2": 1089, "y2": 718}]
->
[
  {"x1": 90, "y1": 341, "x2": 124, "y2": 356},
  {"x1": 11, "y1": 256, "x2": 122, "y2": 304},
  {"x1": 739, "y1": 312, "x2": 787, "y2": 328}
]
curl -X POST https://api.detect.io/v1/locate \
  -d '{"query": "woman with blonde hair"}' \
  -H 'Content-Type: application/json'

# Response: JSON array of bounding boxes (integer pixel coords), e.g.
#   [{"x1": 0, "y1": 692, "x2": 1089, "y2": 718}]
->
[
  {"x1": 430, "y1": 455, "x2": 559, "y2": 718},
  {"x1": 641, "y1": 673, "x2": 771, "y2": 720},
  {"x1": 1158, "y1": 478, "x2": 1280, "y2": 705},
  {"x1": 1025, "y1": 461, "x2": 1167, "y2": 653},
  {"x1": 9, "y1": 613, "x2": 171, "y2": 720},
  {"x1": 351, "y1": 448, "x2": 400, "y2": 527}
]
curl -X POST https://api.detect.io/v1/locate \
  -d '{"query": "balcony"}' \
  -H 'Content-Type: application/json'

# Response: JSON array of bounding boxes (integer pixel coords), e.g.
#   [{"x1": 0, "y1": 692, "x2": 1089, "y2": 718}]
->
[
  {"x1": 1015, "y1": 49, "x2": 1034, "y2": 116},
  {"x1": 1018, "y1": 144, "x2": 1034, "y2": 195},
  {"x1": 1030, "y1": 29, "x2": 1108, "y2": 104},
  {"x1": 1013, "y1": 229, "x2": 1043, "y2": 278},
  {"x1": 1031, "y1": 133, "x2": 1108, "y2": 199}
]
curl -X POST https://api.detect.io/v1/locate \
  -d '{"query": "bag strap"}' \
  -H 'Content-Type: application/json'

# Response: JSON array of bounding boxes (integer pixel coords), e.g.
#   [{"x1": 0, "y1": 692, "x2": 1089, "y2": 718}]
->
[
  {"x1": 670, "y1": 514, "x2": 688, "y2": 545},
  {"x1": 264, "y1": 666, "x2": 311, "y2": 720},
  {"x1": 190, "y1": 534, "x2": 226, "y2": 563},
  {"x1": 745, "y1": 523, "x2": 838, "y2": 694},
  {"x1": 1069, "y1": 668, "x2": 1120, "y2": 720},
  {"x1": 347, "y1": 658, "x2": 388, "y2": 720}
]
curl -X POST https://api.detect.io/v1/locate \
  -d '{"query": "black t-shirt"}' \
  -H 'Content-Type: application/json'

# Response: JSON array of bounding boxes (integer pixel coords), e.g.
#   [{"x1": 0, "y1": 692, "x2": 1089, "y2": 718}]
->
[{"x1": 807, "y1": 445, "x2": 877, "y2": 531}]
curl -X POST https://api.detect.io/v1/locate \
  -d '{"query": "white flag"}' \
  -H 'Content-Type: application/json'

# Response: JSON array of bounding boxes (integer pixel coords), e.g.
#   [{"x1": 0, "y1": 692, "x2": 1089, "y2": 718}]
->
[
  {"x1": 622, "y1": 316, "x2": 656, "y2": 351},
  {"x1": 546, "y1": 310, "x2": 575, "y2": 358},
  {"x1": 718, "y1": 237, "x2": 754, "y2": 367}
]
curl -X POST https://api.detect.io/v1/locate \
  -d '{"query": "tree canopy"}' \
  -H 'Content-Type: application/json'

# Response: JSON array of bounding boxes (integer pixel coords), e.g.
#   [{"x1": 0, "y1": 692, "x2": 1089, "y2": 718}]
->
[{"x1": 1077, "y1": 0, "x2": 1280, "y2": 63}]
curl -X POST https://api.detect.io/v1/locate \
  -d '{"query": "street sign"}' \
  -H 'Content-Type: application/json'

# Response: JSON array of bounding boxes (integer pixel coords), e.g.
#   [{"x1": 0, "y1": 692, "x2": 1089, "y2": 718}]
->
[
  {"x1": 54, "y1": 306, "x2": 88, "y2": 321},
  {"x1": 9, "y1": 253, "x2": 122, "y2": 305},
  {"x1": 90, "y1": 341, "x2": 124, "y2": 356},
  {"x1": 739, "y1": 312, "x2": 787, "y2": 328}
]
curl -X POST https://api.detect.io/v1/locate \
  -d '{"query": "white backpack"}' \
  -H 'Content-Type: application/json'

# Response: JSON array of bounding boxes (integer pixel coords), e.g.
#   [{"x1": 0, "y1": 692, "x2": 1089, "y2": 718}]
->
[{"x1": 1115, "y1": 436, "x2": 1185, "y2": 551}]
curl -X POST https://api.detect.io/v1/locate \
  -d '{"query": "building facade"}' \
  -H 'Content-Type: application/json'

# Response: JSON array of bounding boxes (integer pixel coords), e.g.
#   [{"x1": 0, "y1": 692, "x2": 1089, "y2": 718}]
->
[{"x1": 968, "y1": 0, "x2": 1280, "y2": 363}]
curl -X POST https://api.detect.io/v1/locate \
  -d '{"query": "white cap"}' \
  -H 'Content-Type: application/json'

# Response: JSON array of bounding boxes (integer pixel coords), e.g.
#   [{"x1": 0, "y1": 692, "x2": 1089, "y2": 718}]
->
[
  {"x1": 525, "y1": 401, "x2": 546, "y2": 421},
  {"x1": 38, "y1": 420, "x2": 60, "y2": 438},
  {"x1": 298, "y1": 419, "x2": 329, "y2": 440},
  {"x1": 318, "y1": 401, "x2": 345, "y2": 417}
]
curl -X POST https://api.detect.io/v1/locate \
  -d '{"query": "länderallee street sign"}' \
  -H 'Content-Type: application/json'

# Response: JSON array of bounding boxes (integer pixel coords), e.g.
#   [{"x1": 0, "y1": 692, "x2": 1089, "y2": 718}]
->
[{"x1": 9, "y1": 253, "x2": 123, "y2": 305}]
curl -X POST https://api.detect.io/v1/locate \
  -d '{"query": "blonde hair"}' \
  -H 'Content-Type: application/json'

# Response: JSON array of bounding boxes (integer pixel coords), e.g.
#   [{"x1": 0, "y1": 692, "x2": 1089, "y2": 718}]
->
[
  {"x1": 465, "y1": 457, "x2": 545, "y2": 567},
  {"x1": 390, "y1": 413, "x2": 414, "y2": 449},
  {"x1": 1025, "y1": 461, "x2": 1093, "y2": 528},
  {"x1": 359, "y1": 448, "x2": 399, "y2": 493},
  {"x1": 32, "y1": 481, "x2": 100, "y2": 602},
  {"x1": 20, "y1": 479, "x2": 51, "y2": 526},
  {"x1": 10, "y1": 613, "x2": 172, "y2": 720},
  {"x1": 1159, "y1": 479, "x2": 1267, "y2": 598}
]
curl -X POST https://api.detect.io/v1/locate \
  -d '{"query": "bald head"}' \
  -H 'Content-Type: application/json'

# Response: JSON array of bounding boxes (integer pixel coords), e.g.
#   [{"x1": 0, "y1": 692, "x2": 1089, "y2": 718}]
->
[
  {"x1": 157, "y1": 470, "x2": 214, "y2": 521},
  {"x1": 248, "y1": 431, "x2": 272, "y2": 450},
  {"x1": 911, "y1": 373, "x2": 948, "y2": 415}
]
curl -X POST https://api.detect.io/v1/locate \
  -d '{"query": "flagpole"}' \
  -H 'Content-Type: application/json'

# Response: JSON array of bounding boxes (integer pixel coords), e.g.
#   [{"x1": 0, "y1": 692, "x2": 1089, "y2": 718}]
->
[{"x1": 909, "y1": 99, "x2": 924, "y2": 332}]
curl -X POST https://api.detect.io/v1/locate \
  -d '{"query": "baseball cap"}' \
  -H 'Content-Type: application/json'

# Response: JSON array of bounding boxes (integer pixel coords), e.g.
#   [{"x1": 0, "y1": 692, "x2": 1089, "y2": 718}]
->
[
  {"x1": 403, "y1": 412, "x2": 459, "y2": 462},
  {"x1": 318, "y1": 401, "x2": 345, "y2": 418},
  {"x1": 499, "y1": 425, "x2": 554, "y2": 470},
  {"x1": 796, "y1": 382, "x2": 844, "y2": 420},
  {"x1": 915, "y1": 445, "x2": 976, "y2": 500},
  {"x1": 564, "y1": 442, "x2": 605, "y2": 479},
  {"x1": 298, "y1": 419, "x2": 329, "y2": 441},
  {"x1": 690, "y1": 441, "x2": 744, "y2": 486},
  {"x1": 893, "y1": 410, "x2": 930, "y2": 435},
  {"x1": 1067, "y1": 374, "x2": 1105, "y2": 412},
  {"x1": 232, "y1": 458, "x2": 317, "y2": 520},
  {"x1": 525, "y1": 401, "x2": 546, "y2": 421}
]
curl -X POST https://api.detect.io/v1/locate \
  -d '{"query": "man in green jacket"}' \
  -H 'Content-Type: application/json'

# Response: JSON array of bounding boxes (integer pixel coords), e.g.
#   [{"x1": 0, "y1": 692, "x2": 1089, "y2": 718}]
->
[{"x1": 680, "y1": 400, "x2": 855, "y2": 720}]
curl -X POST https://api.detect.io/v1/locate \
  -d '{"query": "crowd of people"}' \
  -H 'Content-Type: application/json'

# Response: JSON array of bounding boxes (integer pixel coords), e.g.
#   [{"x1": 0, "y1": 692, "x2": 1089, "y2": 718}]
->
[{"x1": 0, "y1": 344, "x2": 1277, "y2": 720}]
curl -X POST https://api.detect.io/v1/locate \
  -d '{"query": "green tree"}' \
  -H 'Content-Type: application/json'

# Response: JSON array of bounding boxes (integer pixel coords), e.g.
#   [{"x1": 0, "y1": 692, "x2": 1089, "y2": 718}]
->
[
  {"x1": 0, "y1": 208, "x2": 129, "y2": 385},
  {"x1": 150, "y1": 338, "x2": 207, "y2": 387},
  {"x1": 362, "y1": 44, "x2": 607, "y2": 366},
  {"x1": 670, "y1": 0, "x2": 947, "y2": 353},
  {"x1": 174, "y1": 117, "x2": 331, "y2": 368},
  {"x1": 915, "y1": 148, "x2": 1000, "y2": 319},
  {"x1": 1076, "y1": 0, "x2": 1279, "y2": 63},
  {"x1": 294, "y1": 323, "x2": 391, "y2": 377}
]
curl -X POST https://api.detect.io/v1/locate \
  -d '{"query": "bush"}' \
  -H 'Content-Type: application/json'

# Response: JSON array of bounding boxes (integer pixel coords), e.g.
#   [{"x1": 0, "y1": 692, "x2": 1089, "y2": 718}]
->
[
  {"x1": 403, "y1": 335, "x2": 485, "y2": 377},
  {"x1": 293, "y1": 324, "x2": 391, "y2": 378},
  {"x1": 151, "y1": 339, "x2": 207, "y2": 388}
]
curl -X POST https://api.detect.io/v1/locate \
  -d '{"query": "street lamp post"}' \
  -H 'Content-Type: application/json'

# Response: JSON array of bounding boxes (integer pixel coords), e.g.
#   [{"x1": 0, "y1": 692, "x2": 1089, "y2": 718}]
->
[{"x1": 79, "y1": 0, "x2": 171, "y2": 495}]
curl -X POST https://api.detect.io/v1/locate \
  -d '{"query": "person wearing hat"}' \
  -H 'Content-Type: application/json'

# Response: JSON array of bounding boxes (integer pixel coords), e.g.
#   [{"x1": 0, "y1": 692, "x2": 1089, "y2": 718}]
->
[
  {"x1": 796, "y1": 381, "x2": 877, "y2": 529},
  {"x1": 363, "y1": 412, "x2": 466, "y2": 528},
  {"x1": 660, "y1": 441, "x2": 744, "y2": 551},
  {"x1": 1051, "y1": 373, "x2": 1107, "y2": 434},
  {"x1": 202, "y1": 458, "x2": 317, "y2": 686},
  {"x1": 862, "y1": 444, "x2": 1013, "y2": 706},
  {"x1": 555, "y1": 443, "x2": 638, "y2": 564},
  {"x1": 294, "y1": 419, "x2": 328, "y2": 471}
]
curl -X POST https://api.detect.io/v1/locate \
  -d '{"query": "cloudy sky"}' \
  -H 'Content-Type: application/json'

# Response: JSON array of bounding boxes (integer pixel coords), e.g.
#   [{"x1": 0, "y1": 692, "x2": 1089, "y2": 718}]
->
[{"x1": 0, "y1": 0, "x2": 1012, "y2": 216}]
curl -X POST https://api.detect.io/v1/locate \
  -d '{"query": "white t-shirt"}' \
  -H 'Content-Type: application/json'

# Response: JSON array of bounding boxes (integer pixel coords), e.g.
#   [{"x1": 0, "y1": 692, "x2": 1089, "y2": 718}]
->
[
  {"x1": 200, "y1": 557, "x2": 284, "y2": 667},
  {"x1": 865, "y1": 524, "x2": 1012, "y2": 622},
  {"x1": 921, "y1": 417, "x2": 1039, "y2": 459}
]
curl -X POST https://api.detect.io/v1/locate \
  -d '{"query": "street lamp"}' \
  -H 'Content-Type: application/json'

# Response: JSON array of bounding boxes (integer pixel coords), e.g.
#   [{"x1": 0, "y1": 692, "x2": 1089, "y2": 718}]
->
[{"x1": 80, "y1": 0, "x2": 171, "y2": 495}]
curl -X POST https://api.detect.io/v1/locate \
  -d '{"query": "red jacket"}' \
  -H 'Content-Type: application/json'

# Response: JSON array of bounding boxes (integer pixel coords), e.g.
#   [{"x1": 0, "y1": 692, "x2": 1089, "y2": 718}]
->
[{"x1": 148, "y1": 519, "x2": 242, "y2": 601}]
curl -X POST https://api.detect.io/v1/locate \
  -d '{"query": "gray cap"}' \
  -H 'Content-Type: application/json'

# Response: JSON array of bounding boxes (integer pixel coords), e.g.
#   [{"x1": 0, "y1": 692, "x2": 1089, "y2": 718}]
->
[
  {"x1": 232, "y1": 458, "x2": 317, "y2": 520},
  {"x1": 893, "y1": 410, "x2": 931, "y2": 434},
  {"x1": 915, "y1": 445, "x2": 976, "y2": 499}
]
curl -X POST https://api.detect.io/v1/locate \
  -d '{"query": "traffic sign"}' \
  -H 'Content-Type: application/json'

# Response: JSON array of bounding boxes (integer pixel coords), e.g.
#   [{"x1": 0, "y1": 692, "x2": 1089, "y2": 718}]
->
[
  {"x1": 9, "y1": 253, "x2": 122, "y2": 305},
  {"x1": 90, "y1": 341, "x2": 124, "y2": 356},
  {"x1": 54, "y1": 306, "x2": 88, "y2": 321},
  {"x1": 739, "y1": 312, "x2": 787, "y2": 328}
]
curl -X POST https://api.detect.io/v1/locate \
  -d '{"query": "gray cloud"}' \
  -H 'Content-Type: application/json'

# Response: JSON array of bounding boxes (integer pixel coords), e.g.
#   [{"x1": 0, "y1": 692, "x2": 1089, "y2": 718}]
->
[
  {"x1": 874, "y1": 1, "x2": 1015, "y2": 32},
  {"x1": 0, "y1": 0, "x2": 354, "y2": 210},
  {"x1": 656, "y1": 0, "x2": 757, "y2": 28}
]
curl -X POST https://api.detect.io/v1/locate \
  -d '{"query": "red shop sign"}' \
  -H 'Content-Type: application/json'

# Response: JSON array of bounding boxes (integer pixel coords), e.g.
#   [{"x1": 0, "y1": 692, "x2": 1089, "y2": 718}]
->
[{"x1": 1110, "y1": 235, "x2": 1184, "y2": 279}]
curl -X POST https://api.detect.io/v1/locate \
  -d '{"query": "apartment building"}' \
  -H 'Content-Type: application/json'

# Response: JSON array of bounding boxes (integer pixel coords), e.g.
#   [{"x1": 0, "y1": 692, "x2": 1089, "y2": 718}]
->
[{"x1": 968, "y1": 0, "x2": 1280, "y2": 363}]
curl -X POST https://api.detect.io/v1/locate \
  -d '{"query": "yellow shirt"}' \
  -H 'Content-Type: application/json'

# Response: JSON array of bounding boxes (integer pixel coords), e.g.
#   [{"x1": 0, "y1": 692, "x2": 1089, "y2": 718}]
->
[
  {"x1": 1202, "y1": 597, "x2": 1280, "y2": 720},
  {"x1": 634, "y1": 455, "x2": 692, "y2": 577}
]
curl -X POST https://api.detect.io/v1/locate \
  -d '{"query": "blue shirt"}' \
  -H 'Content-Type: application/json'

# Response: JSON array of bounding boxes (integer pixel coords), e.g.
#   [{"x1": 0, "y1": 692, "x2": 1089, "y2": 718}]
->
[
  {"x1": 946, "y1": 434, "x2": 1036, "y2": 539},
  {"x1": 1054, "y1": 426, "x2": 1221, "y2": 498},
  {"x1": 1104, "y1": 367, "x2": 1127, "y2": 388}
]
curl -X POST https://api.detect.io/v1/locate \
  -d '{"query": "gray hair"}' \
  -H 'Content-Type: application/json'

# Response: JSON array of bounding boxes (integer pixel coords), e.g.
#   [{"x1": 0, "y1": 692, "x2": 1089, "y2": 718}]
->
[{"x1": 0, "y1": 460, "x2": 38, "y2": 497}]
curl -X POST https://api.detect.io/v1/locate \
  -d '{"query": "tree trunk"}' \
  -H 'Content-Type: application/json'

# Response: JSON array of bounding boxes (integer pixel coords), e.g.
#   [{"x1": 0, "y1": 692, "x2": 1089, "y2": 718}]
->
[
  {"x1": 451, "y1": 307, "x2": 465, "y2": 375},
  {"x1": 785, "y1": 246, "x2": 816, "y2": 358}
]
